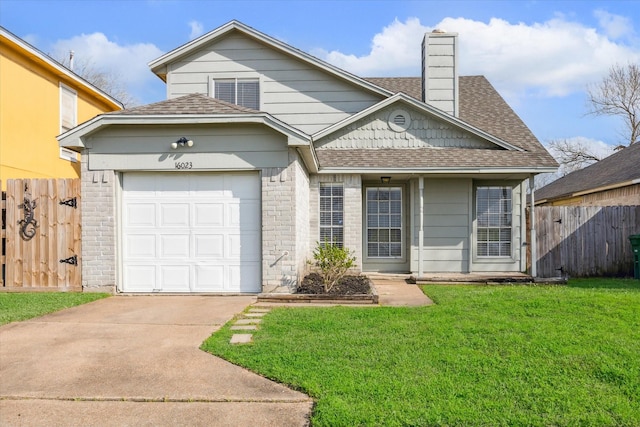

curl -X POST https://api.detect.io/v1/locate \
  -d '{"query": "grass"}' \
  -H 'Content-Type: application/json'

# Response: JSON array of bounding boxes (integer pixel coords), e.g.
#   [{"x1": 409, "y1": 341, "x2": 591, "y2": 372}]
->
[
  {"x1": 202, "y1": 278, "x2": 640, "y2": 426},
  {"x1": 0, "y1": 292, "x2": 109, "y2": 325}
]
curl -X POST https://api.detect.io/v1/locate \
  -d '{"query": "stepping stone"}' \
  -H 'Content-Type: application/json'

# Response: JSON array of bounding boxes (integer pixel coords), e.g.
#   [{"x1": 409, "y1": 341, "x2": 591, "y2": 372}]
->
[
  {"x1": 231, "y1": 325, "x2": 258, "y2": 331},
  {"x1": 230, "y1": 334, "x2": 253, "y2": 344},
  {"x1": 235, "y1": 318, "x2": 262, "y2": 325},
  {"x1": 245, "y1": 312, "x2": 267, "y2": 317}
]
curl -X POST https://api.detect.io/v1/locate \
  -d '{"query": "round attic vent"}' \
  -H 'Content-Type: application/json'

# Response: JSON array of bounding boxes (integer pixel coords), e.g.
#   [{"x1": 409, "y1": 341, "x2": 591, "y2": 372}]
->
[{"x1": 388, "y1": 109, "x2": 411, "y2": 132}]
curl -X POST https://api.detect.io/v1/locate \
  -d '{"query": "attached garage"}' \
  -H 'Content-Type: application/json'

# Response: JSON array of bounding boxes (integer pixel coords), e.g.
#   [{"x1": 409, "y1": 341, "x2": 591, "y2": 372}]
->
[{"x1": 120, "y1": 171, "x2": 261, "y2": 293}]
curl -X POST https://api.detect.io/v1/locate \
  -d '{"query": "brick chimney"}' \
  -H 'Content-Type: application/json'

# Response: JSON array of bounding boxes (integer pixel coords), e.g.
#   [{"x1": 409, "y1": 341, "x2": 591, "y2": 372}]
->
[{"x1": 422, "y1": 29, "x2": 459, "y2": 116}]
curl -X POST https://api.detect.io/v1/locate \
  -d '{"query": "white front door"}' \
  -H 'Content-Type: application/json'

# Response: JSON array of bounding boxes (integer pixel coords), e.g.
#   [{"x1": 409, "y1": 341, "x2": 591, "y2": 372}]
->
[{"x1": 121, "y1": 172, "x2": 261, "y2": 293}]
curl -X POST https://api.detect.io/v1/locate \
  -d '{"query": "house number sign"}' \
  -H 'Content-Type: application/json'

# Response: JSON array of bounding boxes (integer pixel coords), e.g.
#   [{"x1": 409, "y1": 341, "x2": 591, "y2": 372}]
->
[{"x1": 174, "y1": 161, "x2": 193, "y2": 170}]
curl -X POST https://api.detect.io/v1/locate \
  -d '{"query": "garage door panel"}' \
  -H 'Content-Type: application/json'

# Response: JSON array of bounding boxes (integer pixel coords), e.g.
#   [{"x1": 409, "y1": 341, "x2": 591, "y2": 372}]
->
[
  {"x1": 228, "y1": 234, "x2": 260, "y2": 259},
  {"x1": 126, "y1": 203, "x2": 156, "y2": 227},
  {"x1": 194, "y1": 265, "x2": 224, "y2": 291},
  {"x1": 160, "y1": 235, "x2": 190, "y2": 258},
  {"x1": 229, "y1": 201, "x2": 261, "y2": 229},
  {"x1": 194, "y1": 203, "x2": 224, "y2": 227},
  {"x1": 160, "y1": 204, "x2": 190, "y2": 227},
  {"x1": 126, "y1": 234, "x2": 157, "y2": 258},
  {"x1": 194, "y1": 234, "x2": 225, "y2": 258},
  {"x1": 122, "y1": 172, "x2": 261, "y2": 293},
  {"x1": 160, "y1": 265, "x2": 190, "y2": 291},
  {"x1": 124, "y1": 266, "x2": 156, "y2": 292},
  {"x1": 230, "y1": 264, "x2": 260, "y2": 292},
  {"x1": 229, "y1": 174, "x2": 260, "y2": 199}
]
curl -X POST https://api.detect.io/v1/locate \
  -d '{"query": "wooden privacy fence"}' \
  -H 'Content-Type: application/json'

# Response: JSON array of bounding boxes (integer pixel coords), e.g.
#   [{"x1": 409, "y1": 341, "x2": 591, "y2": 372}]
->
[
  {"x1": 1, "y1": 179, "x2": 81, "y2": 290},
  {"x1": 534, "y1": 205, "x2": 640, "y2": 278}
]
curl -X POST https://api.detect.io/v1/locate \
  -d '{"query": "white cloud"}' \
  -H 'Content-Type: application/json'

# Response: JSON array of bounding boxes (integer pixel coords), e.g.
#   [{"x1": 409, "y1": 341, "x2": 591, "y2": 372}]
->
[
  {"x1": 50, "y1": 33, "x2": 164, "y2": 101},
  {"x1": 315, "y1": 16, "x2": 640, "y2": 100},
  {"x1": 189, "y1": 21, "x2": 204, "y2": 40},
  {"x1": 594, "y1": 10, "x2": 634, "y2": 40}
]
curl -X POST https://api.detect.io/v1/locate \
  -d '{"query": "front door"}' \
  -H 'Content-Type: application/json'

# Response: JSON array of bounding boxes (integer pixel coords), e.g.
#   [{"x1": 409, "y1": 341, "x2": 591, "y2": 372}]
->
[{"x1": 363, "y1": 185, "x2": 409, "y2": 272}]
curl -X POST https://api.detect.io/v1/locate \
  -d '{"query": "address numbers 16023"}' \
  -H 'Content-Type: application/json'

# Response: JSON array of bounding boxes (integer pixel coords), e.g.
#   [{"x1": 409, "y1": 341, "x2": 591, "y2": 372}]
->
[{"x1": 174, "y1": 161, "x2": 193, "y2": 169}]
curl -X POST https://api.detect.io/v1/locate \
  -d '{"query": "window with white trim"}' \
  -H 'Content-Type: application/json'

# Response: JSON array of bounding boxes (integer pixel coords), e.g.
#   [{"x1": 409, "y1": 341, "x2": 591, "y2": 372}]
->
[
  {"x1": 213, "y1": 78, "x2": 260, "y2": 110},
  {"x1": 319, "y1": 183, "x2": 344, "y2": 247},
  {"x1": 476, "y1": 186, "x2": 512, "y2": 257},
  {"x1": 60, "y1": 83, "x2": 77, "y2": 133},
  {"x1": 367, "y1": 187, "x2": 402, "y2": 257}
]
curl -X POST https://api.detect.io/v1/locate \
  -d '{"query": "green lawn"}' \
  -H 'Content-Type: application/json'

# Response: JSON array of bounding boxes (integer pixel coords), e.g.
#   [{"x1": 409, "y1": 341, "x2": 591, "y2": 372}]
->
[
  {"x1": 202, "y1": 279, "x2": 640, "y2": 426},
  {"x1": 0, "y1": 292, "x2": 109, "y2": 325}
]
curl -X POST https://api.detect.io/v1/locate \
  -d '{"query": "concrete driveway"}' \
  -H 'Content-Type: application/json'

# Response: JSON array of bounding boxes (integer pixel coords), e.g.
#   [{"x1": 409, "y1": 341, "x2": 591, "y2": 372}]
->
[{"x1": 0, "y1": 296, "x2": 312, "y2": 426}]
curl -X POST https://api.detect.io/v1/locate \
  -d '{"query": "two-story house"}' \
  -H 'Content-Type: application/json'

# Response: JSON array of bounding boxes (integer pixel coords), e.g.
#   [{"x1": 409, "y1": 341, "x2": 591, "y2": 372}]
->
[
  {"x1": 59, "y1": 21, "x2": 557, "y2": 293},
  {"x1": 0, "y1": 26, "x2": 122, "y2": 188}
]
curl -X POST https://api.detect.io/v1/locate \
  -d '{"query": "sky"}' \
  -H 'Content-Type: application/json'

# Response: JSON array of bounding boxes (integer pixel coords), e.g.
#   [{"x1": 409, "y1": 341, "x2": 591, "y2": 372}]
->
[{"x1": 2, "y1": 0, "x2": 639, "y2": 168}]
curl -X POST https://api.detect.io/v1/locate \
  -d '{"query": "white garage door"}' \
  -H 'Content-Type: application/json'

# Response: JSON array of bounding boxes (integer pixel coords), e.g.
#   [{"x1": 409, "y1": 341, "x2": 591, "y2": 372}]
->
[{"x1": 121, "y1": 172, "x2": 261, "y2": 293}]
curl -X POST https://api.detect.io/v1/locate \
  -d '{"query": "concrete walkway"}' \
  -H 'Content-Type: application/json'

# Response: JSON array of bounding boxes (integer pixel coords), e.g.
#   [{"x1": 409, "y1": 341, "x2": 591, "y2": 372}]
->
[
  {"x1": 0, "y1": 296, "x2": 312, "y2": 426},
  {"x1": 372, "y1": 278, "x2": 434, "y2": 306}
]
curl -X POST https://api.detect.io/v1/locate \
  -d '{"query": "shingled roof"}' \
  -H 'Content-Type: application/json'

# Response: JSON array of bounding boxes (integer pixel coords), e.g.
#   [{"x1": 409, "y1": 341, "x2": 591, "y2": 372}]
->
[
  {"x1": 108, "y1": 93, "x2": 260, "y2": 115},
  {"x1": 535, "y1": 142, "x2": 640, "y2": 203},
  {"x1": 318, "y1": 76, "x2": 557, "y2": 170}
]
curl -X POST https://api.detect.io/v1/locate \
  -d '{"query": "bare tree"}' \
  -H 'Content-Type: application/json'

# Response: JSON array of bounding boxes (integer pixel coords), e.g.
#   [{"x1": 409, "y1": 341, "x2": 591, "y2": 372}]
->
[
  {"x1": 587, "y1": 62, "x2": 640, "y2": 147},
  {"x1": 547, "y1": 139, "x2": 610, "y2": 174},
  {"x1": 57, "y1": 53, "x2": 138, "y2": 108}
]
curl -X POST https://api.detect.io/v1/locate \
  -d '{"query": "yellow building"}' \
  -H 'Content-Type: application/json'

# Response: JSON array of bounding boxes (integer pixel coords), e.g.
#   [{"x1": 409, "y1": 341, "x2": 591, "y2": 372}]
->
[{"x1": 0, "y1": 26, "x2": 122, "y2": 188}]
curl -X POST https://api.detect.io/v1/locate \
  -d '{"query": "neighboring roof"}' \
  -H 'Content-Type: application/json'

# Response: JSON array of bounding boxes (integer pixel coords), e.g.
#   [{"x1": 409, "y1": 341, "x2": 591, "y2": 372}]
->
[
  {"x1": 148, "y1": 20, "x2": 392, "y2": 99},
  {"x1": 535, "y1": 142, "x2": 640, "y2": 203},
  {"x1": 108, "y1": 93, "x2": 259, "y2": 115},
  {"x1": 0, "y1": 26, "x2": 123, "y2": 110}
]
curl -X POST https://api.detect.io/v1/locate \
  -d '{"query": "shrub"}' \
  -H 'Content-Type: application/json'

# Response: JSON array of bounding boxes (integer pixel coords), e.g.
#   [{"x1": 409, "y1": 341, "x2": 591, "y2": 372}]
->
[{"x1": 310, "y1": 241, "x2": 356, "y2": 293}]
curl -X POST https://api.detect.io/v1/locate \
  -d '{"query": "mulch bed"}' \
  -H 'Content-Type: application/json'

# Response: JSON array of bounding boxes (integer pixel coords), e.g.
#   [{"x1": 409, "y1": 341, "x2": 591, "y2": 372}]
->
[{"x1": 296, "y1": 273, "x2": 371, "y2": 295}]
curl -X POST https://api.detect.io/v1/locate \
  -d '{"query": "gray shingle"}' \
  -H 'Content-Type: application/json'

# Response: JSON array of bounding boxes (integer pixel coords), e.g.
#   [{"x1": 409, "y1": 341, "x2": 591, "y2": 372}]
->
[
  {"x1": 536, "y1": 142, "x2": 640, "y2": 202},
  {"x1": 107, "y1": 93, "x2": 260, "y2": 115}
]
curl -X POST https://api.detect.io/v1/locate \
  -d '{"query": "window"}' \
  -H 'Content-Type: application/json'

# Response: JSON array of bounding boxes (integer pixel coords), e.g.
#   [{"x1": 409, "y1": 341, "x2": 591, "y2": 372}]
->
[
  {"x1": 213, "y1": 78, "x2": 260, "y2": 110},
  {"x1": 476, "y1": 186, "x2": 512, "y2": 257},
  {"x1": 319, "y1": 183, "x2": 344, "y2": 247},
  {"x1": 60, "y1": 83, "x2": 77, "y2": 133},
  {"x1": 367, "y1": 187, "x2": 402, "y2": 257}
]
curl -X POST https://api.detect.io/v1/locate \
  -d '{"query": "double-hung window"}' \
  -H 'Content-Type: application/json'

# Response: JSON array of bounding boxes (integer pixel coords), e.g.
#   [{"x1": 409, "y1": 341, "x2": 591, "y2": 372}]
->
[
  {"x1": 476, "y1": 186, "x2": 512, "y2": 257},
  {"x1": 319, "y1": 183, "x2": 344, "y2": 247},
  {"x1": 213, "y1": 78, "x2": 260, "y2": 110}
]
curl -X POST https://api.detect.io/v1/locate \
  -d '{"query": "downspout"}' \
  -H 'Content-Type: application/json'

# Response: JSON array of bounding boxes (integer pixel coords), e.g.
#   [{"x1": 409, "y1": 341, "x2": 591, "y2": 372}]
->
[
  {"x1": 529, "y1": 174, "x2": 537, "y2": 278},
  {"x1": 418, "y1": 176, "x2": 424, "y2": 278}
]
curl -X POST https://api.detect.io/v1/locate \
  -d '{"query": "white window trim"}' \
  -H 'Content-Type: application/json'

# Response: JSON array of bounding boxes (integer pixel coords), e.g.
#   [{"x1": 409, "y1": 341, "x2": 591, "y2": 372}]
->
[
  {"x1": 319, "y1": 182, "x2": 344, "y2": 247},
  {"x1": 473, "y1": 184, "x2": 515, "y2": 260},
  {"x1": 59, "y1": 147, "x2": 79, "y2": 163},
  {"x1": 59, "y1": 82, "x2": 77, "y2": 133},
  {"x1": 209, "y1": 74, "x2": 262, "y2": 110},
  {"x1": 365, "y1": 186, "x2": 403, "y2": 259}
]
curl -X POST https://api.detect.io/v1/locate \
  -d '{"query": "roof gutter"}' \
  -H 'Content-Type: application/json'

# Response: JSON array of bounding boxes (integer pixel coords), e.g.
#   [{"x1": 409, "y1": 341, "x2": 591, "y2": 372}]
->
[{"x1": 318, "y1": 166, "x2": 558, "y2": 175}]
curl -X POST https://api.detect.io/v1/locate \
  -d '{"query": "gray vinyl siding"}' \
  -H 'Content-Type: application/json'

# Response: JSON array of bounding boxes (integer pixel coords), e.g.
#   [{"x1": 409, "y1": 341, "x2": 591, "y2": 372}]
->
[
  {"x1": 316, "y1": 105, "x2": 495, "y2": 149},
  {"x1": 85, "y1": 123, "x2": 288, "y2": 171},
  {"x1": 165, "y1": 33, "x2": 384, "y2": 134},
  {"x1": 411, "y1": 178, "x2": 470, "y2": 273}
]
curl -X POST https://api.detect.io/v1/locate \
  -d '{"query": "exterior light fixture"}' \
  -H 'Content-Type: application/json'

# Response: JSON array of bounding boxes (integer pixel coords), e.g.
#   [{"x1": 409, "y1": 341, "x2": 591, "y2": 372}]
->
[
  {"x1": 171, "y1": 137, "x2": 194, "y2": 149},
  {"x1": 381, "y1": 176, "x2": 391, "y2": 184}
]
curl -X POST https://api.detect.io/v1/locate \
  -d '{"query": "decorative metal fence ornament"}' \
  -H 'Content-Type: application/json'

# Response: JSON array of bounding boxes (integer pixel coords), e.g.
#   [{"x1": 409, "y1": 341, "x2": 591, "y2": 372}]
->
[{"x1": 17, "y1": 183, "x2": 38, "y2": 241}]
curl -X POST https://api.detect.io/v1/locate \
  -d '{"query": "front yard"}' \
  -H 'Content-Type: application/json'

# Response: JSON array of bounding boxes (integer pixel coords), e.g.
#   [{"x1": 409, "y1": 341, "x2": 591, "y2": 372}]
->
[
  {"x1": 203, "y1": 279, "x2": 640, "y2": 426},
  {"x1": 0, "y1": 292, "x2": 109, "y2": 325}
]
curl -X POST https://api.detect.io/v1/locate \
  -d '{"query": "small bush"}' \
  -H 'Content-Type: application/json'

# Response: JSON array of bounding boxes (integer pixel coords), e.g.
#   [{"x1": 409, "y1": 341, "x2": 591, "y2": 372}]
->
[{"x1": 310, "y1": 241, "x2": 356, "y2": 293}]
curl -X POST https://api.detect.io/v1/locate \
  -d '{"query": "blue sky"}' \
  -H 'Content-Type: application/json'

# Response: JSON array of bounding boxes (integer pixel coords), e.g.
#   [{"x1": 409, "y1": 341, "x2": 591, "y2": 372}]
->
[{"x1": 2, "y1": 0, "x2": 639, "y2": 161}]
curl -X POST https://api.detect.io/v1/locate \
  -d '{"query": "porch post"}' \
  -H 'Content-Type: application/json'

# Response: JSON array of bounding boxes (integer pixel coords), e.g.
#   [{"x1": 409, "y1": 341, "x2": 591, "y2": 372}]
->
[
  {"x1": 418, "y1": 176, "x2": 424, "y2": 278},
  {"x1": 529, "y1": 174, "x2": 537, "y2": 277}
]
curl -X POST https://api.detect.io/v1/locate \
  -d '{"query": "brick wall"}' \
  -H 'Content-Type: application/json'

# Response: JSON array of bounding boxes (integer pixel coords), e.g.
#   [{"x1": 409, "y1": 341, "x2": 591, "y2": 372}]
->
[
  {"x1": 80, "y1": 153, "x2": 117, "y2": 292},
  {"x1": 260, "y1": 149, "x2": 309, "y2": 292}
]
